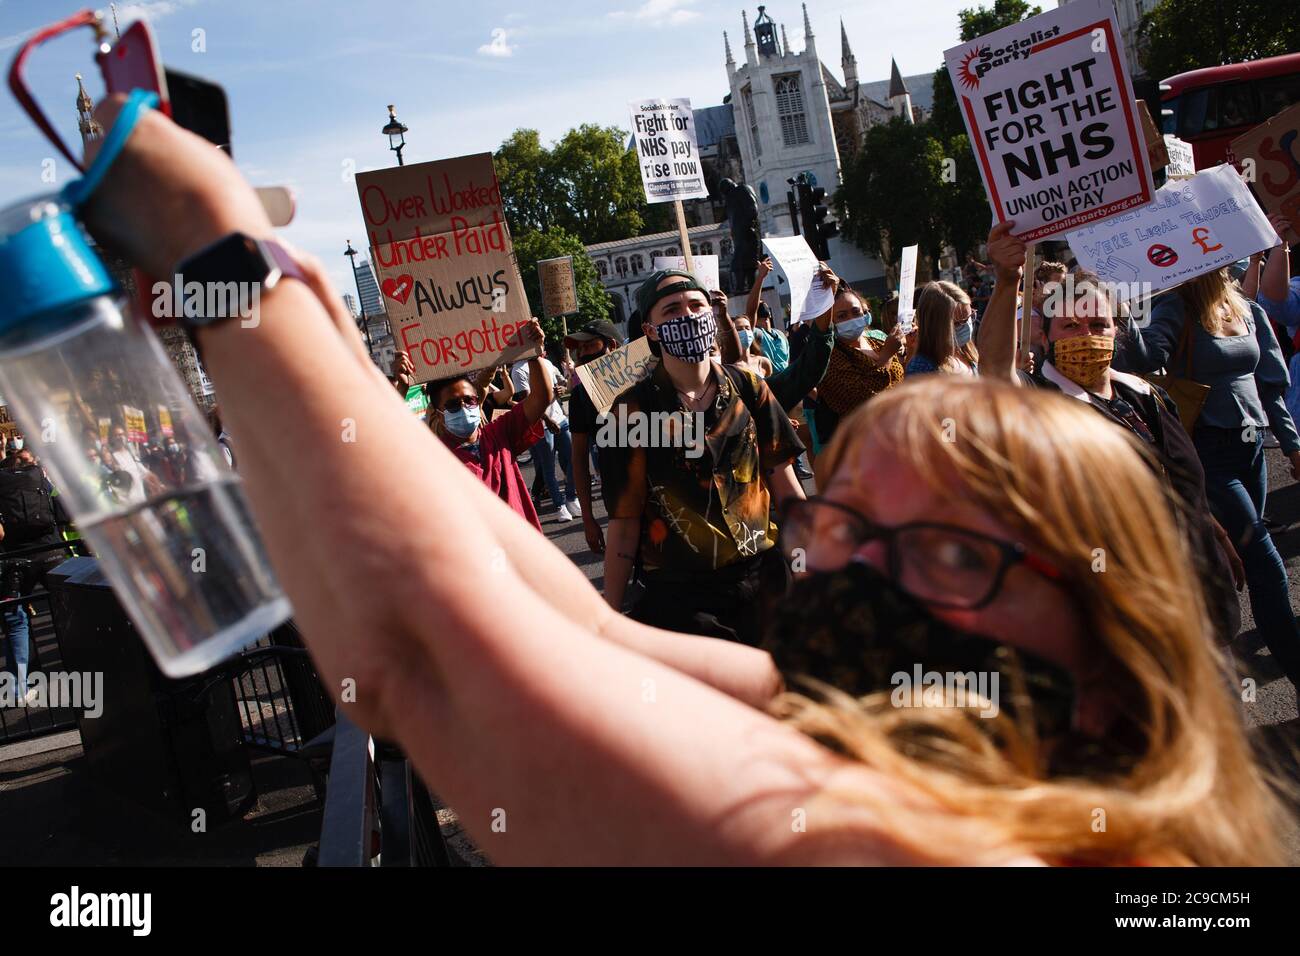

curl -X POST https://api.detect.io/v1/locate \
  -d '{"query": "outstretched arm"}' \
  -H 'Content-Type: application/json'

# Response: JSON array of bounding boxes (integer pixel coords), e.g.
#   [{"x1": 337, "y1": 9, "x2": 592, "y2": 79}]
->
[
  {"x1": 745, "y1": 256, "x2": 773, "y2": 323},
  {"x1": 974, "y1": 221, "x2": 1025, "y2": 384}
]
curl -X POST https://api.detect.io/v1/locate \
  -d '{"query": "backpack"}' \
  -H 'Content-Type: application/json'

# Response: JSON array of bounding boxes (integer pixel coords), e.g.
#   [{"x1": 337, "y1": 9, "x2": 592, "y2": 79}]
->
[{"x1": 0, "y1": 465, "x2": 59, "y2": 546}]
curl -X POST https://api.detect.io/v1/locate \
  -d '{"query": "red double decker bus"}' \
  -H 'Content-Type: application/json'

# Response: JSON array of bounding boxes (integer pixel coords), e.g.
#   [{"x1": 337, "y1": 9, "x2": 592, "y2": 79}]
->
[{"x1": 1160, "y1": 51, "x2": 1300, "y2": 168}]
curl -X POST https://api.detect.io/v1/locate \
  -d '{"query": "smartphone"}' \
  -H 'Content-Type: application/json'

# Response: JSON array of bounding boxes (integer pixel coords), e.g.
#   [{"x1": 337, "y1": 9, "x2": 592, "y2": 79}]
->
[
  {"x1": 96, "y1": 19, "x2": 171, "y2": 114},
  {"x1": 165, "y1": 68, "x2": 231, "y2": 155}
]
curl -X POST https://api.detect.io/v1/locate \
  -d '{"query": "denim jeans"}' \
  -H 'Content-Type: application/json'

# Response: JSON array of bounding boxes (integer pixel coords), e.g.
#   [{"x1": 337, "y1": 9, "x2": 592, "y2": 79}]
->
[
  {"x1": 532, "y1": 421, "x2": 575, "y2": 507},
  {"x1": 3, "y1": 603, "x2": 29, "y2": 693},
  {"x1": 1194, "y1": 425, "x2": 1300, "y2": 685}
]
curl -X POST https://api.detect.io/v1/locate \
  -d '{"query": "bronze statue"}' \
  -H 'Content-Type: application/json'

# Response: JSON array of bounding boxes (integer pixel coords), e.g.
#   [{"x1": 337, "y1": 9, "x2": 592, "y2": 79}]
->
[{"x1": 718, "y1": 178, "x2": 762, "y2": 292}]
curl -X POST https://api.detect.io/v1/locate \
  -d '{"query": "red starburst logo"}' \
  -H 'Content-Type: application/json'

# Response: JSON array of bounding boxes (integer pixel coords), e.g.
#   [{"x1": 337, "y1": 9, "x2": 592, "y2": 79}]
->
[{"x1": 958, "y1": 48, "x2": 981, "y2": 89}]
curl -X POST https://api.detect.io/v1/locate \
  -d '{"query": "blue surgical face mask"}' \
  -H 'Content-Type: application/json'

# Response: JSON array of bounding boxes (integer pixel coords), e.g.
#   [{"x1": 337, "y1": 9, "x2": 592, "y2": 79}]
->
[
  {"x1": 738, "y1": 329, "x2": 754, "y2": 350},
  {"x1": 442, "y1": 405, "x2": 481, "y2": 438},
  {"x1": 835, "y1": 315, "x2": 868, "y2": 340},
  {"x1": 954, "y1": 319, "x2": 973, "y2": 347}
]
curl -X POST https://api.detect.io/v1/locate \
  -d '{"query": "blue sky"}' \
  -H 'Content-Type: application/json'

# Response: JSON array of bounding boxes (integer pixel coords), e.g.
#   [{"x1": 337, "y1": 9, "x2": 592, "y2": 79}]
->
[{"x1": 0, "y1": 0, "x2": 976, "y2": 293}]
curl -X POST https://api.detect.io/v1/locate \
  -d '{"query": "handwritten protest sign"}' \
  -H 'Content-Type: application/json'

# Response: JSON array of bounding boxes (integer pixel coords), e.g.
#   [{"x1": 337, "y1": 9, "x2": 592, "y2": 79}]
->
[
  {"x1": 1066, "y1": 164, "x2": 1277, "y2": 298},
  {"x1": 355, "y1": 153, "x2": 535, "y2": 383},
  {"x1": 897, "y1": 245, "x2": 919, "y2": 332},
  {"x1": 1137, "y1": 100, "x2": 1168, "y2": 173},
  {"x1": 1164, "y1": 135, "x2": 1196, "y2": 179},
  {"x1": 575, "y1": 337, "x2": 657, "y2": 415},
  {"x1": 538, "y1": 256, "x2": 578, "y2": 318},
  {"x1": 761, "y1": 235, "x2": 820, "y2": 327},
  {"x1": 944, "y1": 0, "x2": 1151, "y2": 242},
  {"x1": 652, "y1": 255, "x2": 720, "y2": 293},
  {"x1": 157, "y1": 407, "x2": 173, "y2": 439},
  {"x1": 1230, "y1": 102, "x2": 1300, "y2": 244},
  {"x1": 629, "y1": 98, "x2": 709, "y2": 204}
]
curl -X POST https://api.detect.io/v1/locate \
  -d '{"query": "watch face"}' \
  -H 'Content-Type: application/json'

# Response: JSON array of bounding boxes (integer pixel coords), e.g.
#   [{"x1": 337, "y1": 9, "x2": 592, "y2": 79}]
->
[
  {"x1": 176, "y1": 232, "x2": 276, "y2": 327},
  {"x1": 181, "y1": 233, "x2": 270, "y2": 286}
]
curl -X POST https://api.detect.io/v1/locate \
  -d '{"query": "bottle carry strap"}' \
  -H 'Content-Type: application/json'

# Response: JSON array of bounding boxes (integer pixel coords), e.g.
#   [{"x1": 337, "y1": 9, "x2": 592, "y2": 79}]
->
[{"x1": 62, "y1": 89, "x2": 159, "y2": 208}]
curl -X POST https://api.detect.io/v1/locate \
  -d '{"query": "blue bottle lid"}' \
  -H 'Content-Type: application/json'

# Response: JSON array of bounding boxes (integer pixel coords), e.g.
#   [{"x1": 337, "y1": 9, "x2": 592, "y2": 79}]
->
[{"x1": 0, "y1": 196, "x2": 117, "y2": 335}]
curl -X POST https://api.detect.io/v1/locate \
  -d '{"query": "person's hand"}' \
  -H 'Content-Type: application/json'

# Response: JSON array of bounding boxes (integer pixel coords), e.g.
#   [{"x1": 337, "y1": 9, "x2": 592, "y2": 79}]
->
[
  {"x1": 987, "y1": 220, "x2": 1026, "y2": 283},
  {"x1": 815, "y1": 264, "x2": 839, "y2": 291},
  {"x1": 391, "y1": 350, "x2": 415, "y2": 392},
  {"x1": 1017, "y1": 349, "x2": 1036, "y2": 375},
  {"x1": 1289, "y1": 449, "x2": 1300, "y2": 483},
  {"x1": 1268, "y1": 212, "x2": 1294, "y2": 249},
  {"x1": 81, "y1": 95, "x2": 273, "y2": 279},
  {"x1": 1211, "y1": 519, "x2": 1246, "y2": 591},
  {"x1": 884, "y1": 325, "x2": 906, "y2": 355},
  {"x1": 905, "y1": 328, "x2": 918, "y2": 355},
  {"x1": 521, "y1": 317, "x2": 546, "y2": 349},
  {"x1": 710, "y1": 290, "x2": 733, "y2": 324},
  {"x1": 583, "y1": 514, "x2": 605, "y2": 554},
  {"x1": 756, "y1": 256, "x2": 773, "y2": 280}
]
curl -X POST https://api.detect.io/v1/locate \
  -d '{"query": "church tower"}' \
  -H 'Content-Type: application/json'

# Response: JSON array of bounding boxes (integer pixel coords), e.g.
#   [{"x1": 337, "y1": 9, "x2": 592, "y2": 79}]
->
[{"x1": 76, "y1": 73, "x2": 104, "y2": 147}]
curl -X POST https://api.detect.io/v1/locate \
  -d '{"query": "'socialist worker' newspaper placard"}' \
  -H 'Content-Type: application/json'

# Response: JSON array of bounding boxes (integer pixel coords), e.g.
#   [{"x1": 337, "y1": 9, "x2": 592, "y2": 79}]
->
[
  {"x1": 629, "y1": 98, "x2": 710, "y2": 204},
  {"x1": 944, "y1": 0, "x2": 1152, "y2": 242},
  {"x1": 355, "y1": 153, "x2": 537, "y2": 382}
]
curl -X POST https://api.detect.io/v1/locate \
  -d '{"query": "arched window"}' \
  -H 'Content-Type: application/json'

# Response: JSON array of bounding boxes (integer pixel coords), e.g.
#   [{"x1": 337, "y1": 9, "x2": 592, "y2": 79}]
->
[
  {"x1": 630, "y1": 254, "x2": 644, "y2": 275},
  {"x1": 615, "y1": 257, "x2": 628, "y2": 277},
  {"x1": 721, "y1": 238, "x2": 733, "y2": 258},
  {"x1": 650, "y1": 249, "x2": 662, "y2": 260},
  {"x1": 667, "y1": 246, "x2": 679, "y2": 256},
  {"x1": 690, "y1": 244, "x2": 699, "y2": 256},
  {"x1": 596, "y1": 259, "x2": 608, "y2": 278},
  {"x1": 701, "y1": 242, "x2": 713, "y2": 256}
]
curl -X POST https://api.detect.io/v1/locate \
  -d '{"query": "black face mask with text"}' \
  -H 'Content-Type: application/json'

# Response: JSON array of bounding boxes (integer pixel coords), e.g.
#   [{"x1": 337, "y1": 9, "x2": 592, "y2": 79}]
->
[{"x1": 762, "y1": 561, "x2": 1141, "y2": 777}]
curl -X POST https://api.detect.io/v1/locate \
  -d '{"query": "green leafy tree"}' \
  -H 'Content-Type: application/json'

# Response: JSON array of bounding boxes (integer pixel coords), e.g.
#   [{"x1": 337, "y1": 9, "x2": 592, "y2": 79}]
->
[
  {"x1": 495, "y1": 125, "x2": 671, "y2": 247},
  {"x1": 835, "y1": 119, "x2": 948, "y2": 281},
  {"x1": 1139, "y1": 0, "x2": 1300, "y2": 80},
  {"x1": 511, "y1": 228, "x2": 610, "y2": 348},
  {"x1": 941, "y1": 134, "x2": 994, "y2": 263}
]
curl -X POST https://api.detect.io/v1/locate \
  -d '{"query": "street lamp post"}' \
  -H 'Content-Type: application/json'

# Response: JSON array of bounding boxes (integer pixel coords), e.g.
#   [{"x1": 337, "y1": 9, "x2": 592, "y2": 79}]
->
[
  {"x1": 343, "y1": 240, "x2": 375, "y2": 355},
  {"x1": 382, "y1": 104, "x2": 408, "y2": 167}
]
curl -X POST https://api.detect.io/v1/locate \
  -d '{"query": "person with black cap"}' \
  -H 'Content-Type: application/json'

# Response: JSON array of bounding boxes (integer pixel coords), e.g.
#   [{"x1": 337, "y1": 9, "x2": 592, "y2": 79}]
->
[
  {"x1": 564, "y1": 319, "x2": 621, "y2": 554},
  {"x1": 600, "y1": 270, "x2": 805, "y2": 645}
]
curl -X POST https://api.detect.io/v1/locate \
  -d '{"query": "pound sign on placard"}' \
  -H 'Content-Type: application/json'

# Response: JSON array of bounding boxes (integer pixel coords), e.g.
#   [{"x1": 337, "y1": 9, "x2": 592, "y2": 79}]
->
[{"x1": 1192, "y1": 227, "x2": 1223, "y2": 254}]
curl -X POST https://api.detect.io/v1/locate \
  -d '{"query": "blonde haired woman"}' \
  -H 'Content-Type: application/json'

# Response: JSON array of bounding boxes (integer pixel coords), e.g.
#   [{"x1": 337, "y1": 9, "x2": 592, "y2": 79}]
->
[
  {"x1": 1128, "y1": 269, "x2": 1300, "y2": 688},
  {"x1": 906, "y1": 281, "x2": 978, "y2": 377},
  {"x1": 86, "y1": 95, "x2": 1288, "y2": 865}
]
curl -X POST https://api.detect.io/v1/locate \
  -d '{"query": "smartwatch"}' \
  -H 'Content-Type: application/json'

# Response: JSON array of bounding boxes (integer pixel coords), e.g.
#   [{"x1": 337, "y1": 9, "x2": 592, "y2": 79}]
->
[{"x1": 172, "y1": 233, "x2": 307, "y2": 331}]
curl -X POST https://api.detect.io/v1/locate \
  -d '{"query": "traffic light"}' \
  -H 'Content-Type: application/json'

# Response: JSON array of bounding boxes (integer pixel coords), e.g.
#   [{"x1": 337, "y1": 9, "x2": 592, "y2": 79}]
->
[{"x1": 793, "y1": 177, "x2": 838, "y2": 261}]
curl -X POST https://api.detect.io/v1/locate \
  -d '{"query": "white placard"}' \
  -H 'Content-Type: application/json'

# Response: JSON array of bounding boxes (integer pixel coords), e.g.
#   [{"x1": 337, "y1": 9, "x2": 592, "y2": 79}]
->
[
  {"x1": 628, "y1": 97, "x2": 710, "y2": 204},
  {"x1": 897, "y1": 245, "x2": 919, "y2": 332},
  {"x1": 1065, "y1": 164, "x2": 1278, "y2": 298},
  {"x1": 652, "y1": 255, "x2": 720, "y2": 294},
  {"x1": 944, "y1": 0, "x2": 1152, "y2": 242},
  {"x1": 761, "y1": 235, "x2": 820, "y2": 329},
  {"x1": 1163, "y1": 135, "x2": 1196, "y2": 179}
]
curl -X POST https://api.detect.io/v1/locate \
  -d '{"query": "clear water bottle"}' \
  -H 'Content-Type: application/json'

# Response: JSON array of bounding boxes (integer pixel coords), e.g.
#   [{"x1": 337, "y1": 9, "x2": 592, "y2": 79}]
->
[{"x1": 0, "y1": 194, "x2": 291, "y2": 676}]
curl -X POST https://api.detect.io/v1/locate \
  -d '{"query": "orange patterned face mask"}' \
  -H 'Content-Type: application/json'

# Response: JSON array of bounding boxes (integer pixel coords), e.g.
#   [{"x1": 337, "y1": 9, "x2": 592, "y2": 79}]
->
[{"x1": 1049, "y1": 334, "x2": 1115, "y2": 391}]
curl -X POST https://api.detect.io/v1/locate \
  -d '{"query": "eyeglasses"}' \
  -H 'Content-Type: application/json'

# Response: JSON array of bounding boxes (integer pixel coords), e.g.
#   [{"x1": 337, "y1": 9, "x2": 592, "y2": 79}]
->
[
  {"x1": 779, "y1": 497, "x2": 1063, "y2": 610},
  {"x1": 442, "y1": 396, "x2": 480, "y2": 413}
]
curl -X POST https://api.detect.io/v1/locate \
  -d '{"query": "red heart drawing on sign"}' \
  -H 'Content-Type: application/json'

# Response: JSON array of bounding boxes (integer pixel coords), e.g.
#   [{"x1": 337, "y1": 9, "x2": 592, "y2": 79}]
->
[{"x1": 382, "y1": 274, "x2": 414, "y2": 304}]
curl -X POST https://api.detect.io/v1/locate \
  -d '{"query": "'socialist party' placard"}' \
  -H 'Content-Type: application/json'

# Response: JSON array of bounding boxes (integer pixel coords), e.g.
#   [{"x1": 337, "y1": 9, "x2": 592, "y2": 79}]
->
[
  {"x1": 355, "y1": 153, "x2": 537, "y2": 382},
  {"x1": 944, "y1": 0, "x2": 1152, "y2": 242}
]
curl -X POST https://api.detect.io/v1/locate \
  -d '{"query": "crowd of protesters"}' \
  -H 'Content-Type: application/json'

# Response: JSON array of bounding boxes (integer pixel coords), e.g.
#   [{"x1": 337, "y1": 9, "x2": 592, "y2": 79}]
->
[{"x1": 41, "y1": 91, "x2": 1300, "y2": 865}]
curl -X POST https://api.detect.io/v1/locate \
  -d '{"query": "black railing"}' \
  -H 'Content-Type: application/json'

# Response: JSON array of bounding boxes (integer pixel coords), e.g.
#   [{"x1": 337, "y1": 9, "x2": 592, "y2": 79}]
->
[{"x1": 316, "y1": 713, "x2": 451, "y2": 867}]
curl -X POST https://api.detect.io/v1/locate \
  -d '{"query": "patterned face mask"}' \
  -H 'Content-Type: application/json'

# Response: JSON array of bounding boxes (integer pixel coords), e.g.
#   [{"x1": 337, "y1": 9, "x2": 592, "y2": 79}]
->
[
  {"x1": 655, "y1": 310, "x2": 717, "y2": 362},
  {"x1": 763, "y1": 560, "x2": 1138, "y2": 776},
  {"x1": 1049, "y1": 334, "x2": 1115, "y2": 391}
]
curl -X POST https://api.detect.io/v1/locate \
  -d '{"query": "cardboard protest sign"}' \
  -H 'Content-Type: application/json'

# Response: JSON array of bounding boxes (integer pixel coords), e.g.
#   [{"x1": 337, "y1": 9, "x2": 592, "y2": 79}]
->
[
  {"x1": 1230, "y1": 102, "x2": 1300, "y2": 244},
  {"x1": 355, "y1": 153, "x2": 536, "y2": 383},
  {"x1": 761, "y1": 236, "x2": 820, "y2": 327},
  {"x1": 628, "y1": 98, "x2": 710, "y2": 204},
  {"x1": 944, "y1": 0, "x2": 1152, "y2": 242},
  {"x1": 652, "y1": 255, "x2": 721, "y2": 293},
  {"x1": 1164, "y1": 135, "x2": 1196, "y2": 179},
  {"x1": 574, "y1": 337, "x2": 657, "y2": 415},
  {"x1": 1065, "y1": 164, "x2": 1277, "y2": 299},
  {"x1": 897, "y1": 245, "x2": 919, "y2": 332},
  {"x1": 538, "y1": 256, "x2": 578, "y2": 318},
  {"x1": 157, "y1": 407, "x2": 173, "y2": 439},
  {"x1": 1137, "y1": 100, "x2": 1169, "y2": 173},
  {"x1": 98, "y1": 417, "x2": 111, "y2": 443}
]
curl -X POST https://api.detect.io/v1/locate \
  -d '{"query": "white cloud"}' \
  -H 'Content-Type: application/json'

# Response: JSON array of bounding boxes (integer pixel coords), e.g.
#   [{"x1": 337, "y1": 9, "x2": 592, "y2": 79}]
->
[
  {"x1": 609, "y1": 0, "x2": 700, "y2": 27},
  {"x1": 477, "y1": 28, "x2": 515, "y2": 58}
]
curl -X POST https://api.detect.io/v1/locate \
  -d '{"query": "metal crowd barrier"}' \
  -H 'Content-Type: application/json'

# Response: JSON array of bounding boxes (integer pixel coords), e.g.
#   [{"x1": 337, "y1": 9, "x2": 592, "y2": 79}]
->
[{"x1": 316, "y1": 713, "x2": 451, "y2": 867}]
